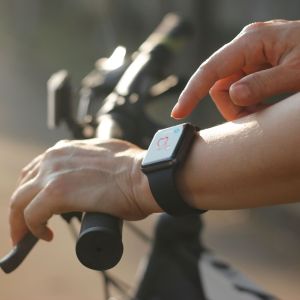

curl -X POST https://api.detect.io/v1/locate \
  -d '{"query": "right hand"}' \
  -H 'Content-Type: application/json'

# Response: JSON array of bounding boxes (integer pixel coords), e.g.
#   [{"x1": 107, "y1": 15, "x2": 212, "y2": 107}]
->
[{"x1": 172, "y1": 20, "x2": 300, "y2": 120}]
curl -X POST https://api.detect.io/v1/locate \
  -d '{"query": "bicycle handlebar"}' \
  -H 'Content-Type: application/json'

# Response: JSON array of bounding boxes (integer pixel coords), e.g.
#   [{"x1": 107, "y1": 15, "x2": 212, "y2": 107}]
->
[
  {"x1": 75, "y1": 13, "x2": 193, "y2": 271},
  {"x1": 0, "y1": 13, "x2": 193, "y2": 273},
  {"x1": 0, "y1": 233, "x2": 38, "y2": 273},
  {"x1": 75, "y1": 114, "x2": 125, "y2": 270},
  {"x1": 0, "y1": 212, "x2": 81, "y2": 273}
]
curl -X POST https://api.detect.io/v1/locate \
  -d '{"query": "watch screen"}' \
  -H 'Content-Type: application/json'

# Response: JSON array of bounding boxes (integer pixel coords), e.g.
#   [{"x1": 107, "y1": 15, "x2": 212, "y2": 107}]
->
[{"x1": 142, "y1": 124, "x2": 185, "y2": 166}]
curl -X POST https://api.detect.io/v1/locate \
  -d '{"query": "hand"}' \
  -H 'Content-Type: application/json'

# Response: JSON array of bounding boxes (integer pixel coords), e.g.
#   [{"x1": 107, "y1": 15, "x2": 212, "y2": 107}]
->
[
  {"x1": 171, "y1": 20, "x2": 300, "y2": 120},
  {"x1": 9, "y1": 139, "x2": 159, "y2": 245}
]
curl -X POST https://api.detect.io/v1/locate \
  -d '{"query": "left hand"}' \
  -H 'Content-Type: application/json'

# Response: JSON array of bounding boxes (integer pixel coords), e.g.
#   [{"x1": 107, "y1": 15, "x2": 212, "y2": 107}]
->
[
  {"x1": 9, "y1": 139, "x2": 160, "y2": 245},
  {"x1": 171, "y1": 20, "x2": 300, "y2": 121}
]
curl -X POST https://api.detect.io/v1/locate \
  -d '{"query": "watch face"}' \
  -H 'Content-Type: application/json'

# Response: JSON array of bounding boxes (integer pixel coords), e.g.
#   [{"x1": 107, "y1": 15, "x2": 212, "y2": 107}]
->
[{"x1": 142, "y1": 124, "x2": 185, "y2": 167}]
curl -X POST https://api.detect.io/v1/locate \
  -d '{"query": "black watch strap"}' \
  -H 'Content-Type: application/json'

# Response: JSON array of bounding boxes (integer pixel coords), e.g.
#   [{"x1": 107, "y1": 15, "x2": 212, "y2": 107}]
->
[{"x1": 147, "y1": 167, "x2": 206, "y2": 216}]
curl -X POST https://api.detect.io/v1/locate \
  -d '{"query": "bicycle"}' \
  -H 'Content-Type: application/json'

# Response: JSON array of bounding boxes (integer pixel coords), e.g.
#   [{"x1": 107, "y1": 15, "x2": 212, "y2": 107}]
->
[{"x1": 0, "y1": 13, "x2": 279, "y2": 300}]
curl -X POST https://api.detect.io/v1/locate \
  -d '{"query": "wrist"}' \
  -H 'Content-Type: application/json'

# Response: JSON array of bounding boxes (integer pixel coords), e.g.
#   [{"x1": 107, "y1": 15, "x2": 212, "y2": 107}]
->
[
  {"x1": 132, "y1": 151, "x2": 163, "y2": 215},
  {"x1": 140, "y1": 123, "x2": 205, "y2": 216},
  {"x1": 176, "y1": 133, "x2": 205, "y2": 210}
]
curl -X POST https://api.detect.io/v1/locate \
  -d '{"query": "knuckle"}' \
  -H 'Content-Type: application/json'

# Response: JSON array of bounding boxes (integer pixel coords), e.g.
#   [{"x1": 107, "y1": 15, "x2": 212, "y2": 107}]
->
[
  {"x1": 242, "y1": 22, "x2": 266, "y2": 33},
  {"x1": 194, "y1": 60, "x2": 217, "y2": 86},
  {"x1": 9, "y1": 189, "x2": 27, "y2": 212},
  {"x1": 50, "y1": 160, "x2": 64, "y2": 173},
  {"x1": 23, "y1": 207, "x2": 40, "y2": 236},
  {"x1": 45, "y1": 147, "x2": 64, "y2": 158},
  {"x1": 20, "y1": 167, "x2": 29, "y2": 179},
  {"x1": 31, "y1": 180, "x2": 66, "y2": 216},
  {"x1": 235, "y1": 29, "x2": 254, "y2": 45},
  {"x1": 247, "y1": 73, "x2": 267, "y2": 98},
  {"x1": 44, "y1": 175, "x2": 68, "y2": 202},
  {"x1": 24, "y1": 210, "x2": 44, "y2": 238},
  {"x1": 199, "y1": 59, "x2": 213, "y2": 75},
  {"x1": 55, "y1": 139, "x2": 70, "y2": 147},
  {"x1": 9, "y1": 197, "x2": 21, "y2": 212},
  {"x1": 209, "y1": 86, "x2": 217, "y2": 99},
  {"x1": 235, "y1": 23, "x2": 264, "y2": 45},
  {"x1": 45, "y1": 178, "x2": 63, "y2": 197}
]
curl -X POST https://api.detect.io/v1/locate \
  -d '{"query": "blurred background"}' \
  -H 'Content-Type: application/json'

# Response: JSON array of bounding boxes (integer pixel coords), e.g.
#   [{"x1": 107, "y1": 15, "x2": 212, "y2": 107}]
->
[{"x1": 1, "y1": 1, "x2": 300, "y2": 299}]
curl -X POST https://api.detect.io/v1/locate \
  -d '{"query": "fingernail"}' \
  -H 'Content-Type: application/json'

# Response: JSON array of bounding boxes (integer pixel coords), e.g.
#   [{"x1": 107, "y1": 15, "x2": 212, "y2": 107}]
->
[
  {"x1": 44, "y1": 229, "x2": 53, "y2": 242},
  {"x1": 39, "y1": 228, "x2": 53, "y2": 242},
  {"x1": 171, "y1": 102, "x2": 182, "y2": 120},
  {"x1": 170, "y1": 102, "x2": 180, "y2": 119},
  {"x1": 230, "y1": 83, "x2": 251, "y2": 102}
]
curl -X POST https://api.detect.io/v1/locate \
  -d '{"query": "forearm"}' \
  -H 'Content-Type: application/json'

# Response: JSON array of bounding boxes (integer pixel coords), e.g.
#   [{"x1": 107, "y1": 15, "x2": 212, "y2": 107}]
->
[{"x1": 179, "y1": 93, "x2": 300, "y2": 210}]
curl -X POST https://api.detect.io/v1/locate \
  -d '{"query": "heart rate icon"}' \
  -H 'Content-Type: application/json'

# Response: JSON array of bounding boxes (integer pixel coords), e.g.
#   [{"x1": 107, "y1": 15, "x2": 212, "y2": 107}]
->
[{"x1": 156, "y1": 136, "x2": 169, "y2": 150}]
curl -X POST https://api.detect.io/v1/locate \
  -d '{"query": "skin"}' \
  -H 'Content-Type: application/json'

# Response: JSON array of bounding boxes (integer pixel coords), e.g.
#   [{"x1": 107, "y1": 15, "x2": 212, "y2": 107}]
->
[
  {"x1": 9, "y1": 139, "x2": 161, "y2": 245},
  {"x1": 8, "y1": 20, "x2": 300, "y2": 245},
  {"x1": 179, "y1": 92, "x2": 300, "y2": 211},
  {"x1": 171, "y1": 20, "x2": 300, "y2": 121}
]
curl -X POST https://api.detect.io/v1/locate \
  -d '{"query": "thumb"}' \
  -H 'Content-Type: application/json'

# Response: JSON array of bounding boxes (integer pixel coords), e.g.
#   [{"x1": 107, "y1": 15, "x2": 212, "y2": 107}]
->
[{"x1": 229, "y1": 65, "x2": 300, "y2": 106}]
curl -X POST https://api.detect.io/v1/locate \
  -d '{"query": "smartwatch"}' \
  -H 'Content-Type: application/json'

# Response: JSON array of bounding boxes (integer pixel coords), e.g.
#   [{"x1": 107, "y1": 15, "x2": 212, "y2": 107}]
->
[{"x1": 141, "y1": 123, "x2": 206, "y2": 216}]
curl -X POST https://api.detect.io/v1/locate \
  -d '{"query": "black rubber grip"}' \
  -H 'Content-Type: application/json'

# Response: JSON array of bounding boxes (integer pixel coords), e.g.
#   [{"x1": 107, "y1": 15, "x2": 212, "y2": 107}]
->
[
  {"x1": 75, "y1": 213, "x2": 123, "y2": 271},
  {"x1": 0, "y1": 232, "x2": 38, "y2": 273}
]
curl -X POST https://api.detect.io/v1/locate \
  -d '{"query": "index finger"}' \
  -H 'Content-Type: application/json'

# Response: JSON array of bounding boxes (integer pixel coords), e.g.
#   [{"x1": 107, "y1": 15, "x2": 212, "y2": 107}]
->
[{"x1": 171, "y1": 39, "x2": 247, "y2": 119}]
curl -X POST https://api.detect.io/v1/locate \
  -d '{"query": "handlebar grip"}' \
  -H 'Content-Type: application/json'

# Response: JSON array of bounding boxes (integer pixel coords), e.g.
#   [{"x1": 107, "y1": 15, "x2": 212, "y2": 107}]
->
[
  {"x1": 0, "y1": 232, "x2": 38, "y2": 273},
  {"x1": 75, "y1": 213, "x2": 123, "y2": 271}
]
